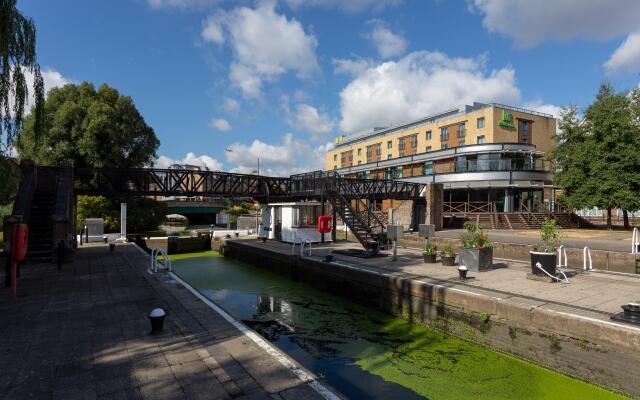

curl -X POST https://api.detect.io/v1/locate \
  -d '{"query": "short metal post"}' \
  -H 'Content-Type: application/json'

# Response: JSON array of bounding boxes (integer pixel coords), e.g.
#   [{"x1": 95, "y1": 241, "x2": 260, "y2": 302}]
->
[
  {"x1": 85, "y1": 225, "x2": 88, "y2": 244},
  {"x1": 392, "y1": 239, "x2": 397, "y2": 261},
  {"x1": 79, "y1": 228, "x2": 83, "y2": 245}
]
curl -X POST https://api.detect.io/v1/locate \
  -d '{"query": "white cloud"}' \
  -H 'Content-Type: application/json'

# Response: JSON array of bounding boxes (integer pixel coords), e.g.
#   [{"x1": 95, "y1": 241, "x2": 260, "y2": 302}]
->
[
  {"x1": 202, "y1": 2, "x2": 319, "y2": 98},
  {"x1": 225, "y1": 133, "x2": 329, "y2": 175},
  {"x1": 471, "y1": 0, "x2": 640, "y2": 47},
  {"x1": 283, "y1": 0, "x2": 401, "y2": 13},
  {"x1": 338, "y1": 51, "x2": 521, "y2": 133},
  {"x1": 154, "y1": 152, "x2": 224, "y2": 171},
  {"x1": 332, "y1": 58, "x2": 374, "y2": 77},
  {"x1": 222, "y1": 97, "x2": 240, "y2": 115},
  {"x1": 367, "y1": 20, "x2": 407, "y2": 59},
  {"x1": 521, "y1": 99, "x2": 562, "y2": 119},
  {"x1": 604, "y1": 32, "x2": 640, "y2": 74},
  {"x1": 147, "y1": 0, "x2": 219, "y2": 9},
  {"x1": 282, "y1": 98, "x2": 334, "y2": 141},
  {"x1": 208, "y1": 118, "x2": 232, "y2": 132}
]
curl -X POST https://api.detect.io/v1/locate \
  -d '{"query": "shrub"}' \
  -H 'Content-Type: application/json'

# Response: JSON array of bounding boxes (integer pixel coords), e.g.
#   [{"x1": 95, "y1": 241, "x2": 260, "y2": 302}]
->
[
  {"x1": 460, "y1": 221, "x2": 492, "y2": 249},
  {"x1": 423, "y1": 239, "x2": 437, "y2": 255},
  {"x1": 442, "y1": 243, "x2": 455, "y2": 257},
  {"x1": 532, "y1": 219, "x2": 562, "y2": 253}
]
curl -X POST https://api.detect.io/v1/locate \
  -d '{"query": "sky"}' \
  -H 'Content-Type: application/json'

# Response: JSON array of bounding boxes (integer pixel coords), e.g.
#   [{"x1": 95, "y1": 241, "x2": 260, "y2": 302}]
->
[{"x1": 18, "y1": 0, "x2": 640, "y2": 175}]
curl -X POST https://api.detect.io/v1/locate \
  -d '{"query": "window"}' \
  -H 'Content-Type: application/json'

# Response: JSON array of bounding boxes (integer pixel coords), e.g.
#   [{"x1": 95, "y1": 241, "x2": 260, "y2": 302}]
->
[
  {"x1": 387, "y1": 140, "x2": 392, "y2": 149},
  {"x1": 348, "y1": 152, "x2": 353, "y2": 161},
  {"x1": 458, "y1": 140, "x2": 465, "y2": 147},
  {"x1": 292, "y1": 205, "x2": 321, "y2": 228},
  {"x1": 441, "y1": 143, "x2": 448, "y2": 150},
  {"x1": 399, "y1": 137, "x2": 405, "y2": 150},
  {"x1": 357, "y1": 160, "x2": 361, "y2": 165},
  {"x1": 333, "y1": 154, "x2": 337, "y2": 161},
  {"x1": 387, "y1": 154, "x2": 392, "y2": 160},
  {"x1": 440, "y1": 126, "x2": 449, "y2": 141},
  {"x1": 357, "y1": 148, "x2": 362, "y2": 156},
  {"x1": 375, "y1": 143, "x2": 381, "y2": 153},
  {"x1": 423, "y1": 161, "x2": 433, "y2": 175},
  {"x1": 410, "y1": 134, "x2": 418, "y2": 147},
  {"x1": 477, "y1": 135, "x2": 485, "y2": 144},
  {"x1": 333, "y1": 165, "x2": 337, "y2": 170},
  {"x1": 426, "y1": 146, "x2": 432, "y2": 152},
  {"x1": 457, "y1": 123, "x2": 465, "y2": 138},
  {"x1": 395, "y1": 166, "x2": 403, "y2": 178},
  {"x1": 518, "y1": 119, "x2": 532, "y2": 144},
  {"x1": 426, "y1": 130, "x2": 432, "y2": 140},
  {"x1": 366, "y1": 147, "x2": 372, "y2": 157},
  {"x1": 399, "y1": 151, "x2": 404, "y2": 158},
  {"x1": 477, "y1": 117, "x2": 485, "y2": 128}
]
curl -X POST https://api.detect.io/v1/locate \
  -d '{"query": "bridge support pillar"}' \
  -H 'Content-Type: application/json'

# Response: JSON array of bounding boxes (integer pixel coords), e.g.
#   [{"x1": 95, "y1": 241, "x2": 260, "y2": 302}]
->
[{"x1": 425, "y1": 183, "x2": 443, "y2": 231}]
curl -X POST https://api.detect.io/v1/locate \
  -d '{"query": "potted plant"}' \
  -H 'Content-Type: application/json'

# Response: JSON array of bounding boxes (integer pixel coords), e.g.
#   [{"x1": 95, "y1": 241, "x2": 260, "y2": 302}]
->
[
  {"x1": 423, "y1": 240, "x2": 438, "y2": 263},
  {"x1": 441, "y1": 244, "x2": 456, "y2": 266},
  {"x1": 458, "y1": 221, "x2": 493, "y2": 272},
  {"x1": 530, "y1": 219, "x2": 562, "y2": 277}
]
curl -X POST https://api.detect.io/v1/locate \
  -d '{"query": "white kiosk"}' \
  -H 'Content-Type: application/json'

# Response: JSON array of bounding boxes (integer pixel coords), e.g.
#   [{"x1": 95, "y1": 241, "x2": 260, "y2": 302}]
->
[{"x1": 260, "y1": 202, "x2": 331, "y2": 244}]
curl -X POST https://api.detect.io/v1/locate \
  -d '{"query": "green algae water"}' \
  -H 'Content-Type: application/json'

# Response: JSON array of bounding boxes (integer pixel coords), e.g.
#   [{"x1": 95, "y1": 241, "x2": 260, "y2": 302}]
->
[{"x1": 172, "y1": 251, "x2": 627, "y2": 400}]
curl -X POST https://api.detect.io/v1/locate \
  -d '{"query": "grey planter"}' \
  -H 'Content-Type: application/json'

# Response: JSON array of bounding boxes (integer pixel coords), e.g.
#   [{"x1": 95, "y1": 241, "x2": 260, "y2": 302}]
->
[{"x1": 458, "y1": 247, "x2": 493, "y2": 272}]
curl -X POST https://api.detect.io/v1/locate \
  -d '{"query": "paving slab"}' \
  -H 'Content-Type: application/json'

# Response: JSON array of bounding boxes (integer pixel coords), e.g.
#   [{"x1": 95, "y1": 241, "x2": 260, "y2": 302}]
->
[{"x1": 0, "y1": 243, "x2": 339, "y2": 400}]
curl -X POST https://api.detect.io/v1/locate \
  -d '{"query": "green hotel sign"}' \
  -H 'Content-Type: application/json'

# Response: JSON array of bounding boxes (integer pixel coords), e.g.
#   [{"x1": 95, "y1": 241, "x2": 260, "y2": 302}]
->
[{"x1": 498, "y1": 109, "x2": 515, "y2": 129}]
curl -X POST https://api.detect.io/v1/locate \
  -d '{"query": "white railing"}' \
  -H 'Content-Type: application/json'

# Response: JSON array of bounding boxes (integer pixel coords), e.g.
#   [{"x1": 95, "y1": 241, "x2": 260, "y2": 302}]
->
[
  {"x1": 150, "y1": 247, "x2": 172, "y2": 273},
  {"x1": 632, "y1": 228, "x2": 639, "y2": 254},
  {"x1": 557, "y1": 245, "x2": 568, "y2": 269},
  {"x1": 583, "y1": 246, "x2": 593, "y2": 271},
  {"x1": 301, "y1": 239, "x2": 312, "y2": 256}
]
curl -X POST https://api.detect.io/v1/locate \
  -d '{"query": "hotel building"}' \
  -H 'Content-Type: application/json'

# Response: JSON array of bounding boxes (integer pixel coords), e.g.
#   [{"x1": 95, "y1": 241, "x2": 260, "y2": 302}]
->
[{"x1": 325, "y1": 103, "x2": 558, "y2": 229}]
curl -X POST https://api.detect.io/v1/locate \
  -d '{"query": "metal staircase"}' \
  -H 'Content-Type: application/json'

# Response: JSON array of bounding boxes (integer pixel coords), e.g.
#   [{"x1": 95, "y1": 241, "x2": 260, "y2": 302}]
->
[
  {"x1": 327, "y1": 174, "x2": 388, "y2": 248},
  {"x1": 25, "y1": 192, "x2": 55, "y2": 261}
]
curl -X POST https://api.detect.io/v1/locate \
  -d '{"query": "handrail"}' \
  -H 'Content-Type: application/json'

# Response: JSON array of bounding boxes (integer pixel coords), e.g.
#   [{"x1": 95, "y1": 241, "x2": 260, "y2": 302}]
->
[
  {"x1": 150, "y1": 247, "x2": 172, "y2": 272},
  {"x1": 557, "y1": 245, "x2": 568, "y2": 269},
  {"x1": 583, "y1": 246, "x2": 593, "y2": 271},
  {"x1": 301, "y1": 239, "x2": 311, "y2": 256}
]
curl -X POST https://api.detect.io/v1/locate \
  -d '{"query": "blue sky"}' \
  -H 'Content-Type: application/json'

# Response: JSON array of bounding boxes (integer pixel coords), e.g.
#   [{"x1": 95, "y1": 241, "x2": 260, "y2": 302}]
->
[{"x1": 19, "y1": 0, "x2": 640, "y2": 174}]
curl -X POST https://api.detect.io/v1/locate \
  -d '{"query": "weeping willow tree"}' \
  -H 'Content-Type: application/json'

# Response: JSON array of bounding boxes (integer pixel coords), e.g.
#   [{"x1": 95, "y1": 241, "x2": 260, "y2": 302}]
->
[{"x1": 0, "y1": 0, "x2": 43, "y2": 203}]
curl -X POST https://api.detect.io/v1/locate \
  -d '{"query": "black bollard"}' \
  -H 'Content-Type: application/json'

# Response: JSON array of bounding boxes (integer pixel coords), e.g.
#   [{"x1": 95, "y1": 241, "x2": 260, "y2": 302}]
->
[{"x1": 149, "y1": 308, "x2": 166, "y2": 334}]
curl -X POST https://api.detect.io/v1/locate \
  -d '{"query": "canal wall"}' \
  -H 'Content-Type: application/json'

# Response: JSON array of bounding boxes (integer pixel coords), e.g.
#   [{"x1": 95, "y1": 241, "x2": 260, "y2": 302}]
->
[
  {"x1": 224, "y1": 240, "x2": 640, "y2": 397},
  {"x1": 397, "y1": 235, "x2": 639, "y2": 274}
]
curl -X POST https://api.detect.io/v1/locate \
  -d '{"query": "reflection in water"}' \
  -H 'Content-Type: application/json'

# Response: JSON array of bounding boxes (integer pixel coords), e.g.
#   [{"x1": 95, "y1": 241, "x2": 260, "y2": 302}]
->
[{"x1": 173, "y1": 253, "x2": 627, "y2": 400}]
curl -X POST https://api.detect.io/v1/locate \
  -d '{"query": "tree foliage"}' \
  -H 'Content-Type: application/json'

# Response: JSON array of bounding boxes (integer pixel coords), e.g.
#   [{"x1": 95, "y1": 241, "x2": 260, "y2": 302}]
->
[
  {"x1": 0, "y1": 157, "x2": 19, "y2": 203},
  {"x1": 16, "y1": 82, "x2": 159, "y2": 168},
  {"x1": 0, "y1": 0, "x2": 44, "y2": 153},
  {"x1": 77, "y1": 195, "x2": 167, "y2": 234},
  {"x1": 552, "y1": 84, "x2": 640, "y2": 229}
]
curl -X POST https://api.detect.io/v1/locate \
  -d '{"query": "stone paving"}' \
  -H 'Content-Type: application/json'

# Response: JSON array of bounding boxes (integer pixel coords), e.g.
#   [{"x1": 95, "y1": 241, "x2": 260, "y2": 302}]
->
[
  {"x1": 241, "y1": 239, "x2": 640, "y2": 316},
  {"x1": 0, "y1": 244, "x2": 330, "y2": 400}
]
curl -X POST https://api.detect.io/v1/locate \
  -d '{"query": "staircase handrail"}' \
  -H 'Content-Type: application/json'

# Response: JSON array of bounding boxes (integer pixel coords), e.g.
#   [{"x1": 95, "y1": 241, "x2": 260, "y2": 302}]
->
[
  {"x1": 332, "y1": 174, "x2": 386, "y2": 233},
  {"x1": 150, "y1": 247, "x2": 172, "y2": 272}
]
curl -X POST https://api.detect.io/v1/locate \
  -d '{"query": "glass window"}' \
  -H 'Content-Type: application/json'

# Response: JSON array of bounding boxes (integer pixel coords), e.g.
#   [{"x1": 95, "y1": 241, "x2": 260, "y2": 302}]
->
[
  {"x1": 457, "y1": 123, "x2": 465, "y2": 137},
  {"x1": 387, "y1": 140, "x2": 392, "y2": 149},
  {"x1": 375, "y1": 143, "x2": 381, "y2": 153},
  {"x1": 387, "y1": 154, "x2": 392, "y2": 160},
  {"x1": 458, "y1": 140, "x2": 465, "y2": 147},
  {"x1": 385, "y1": 168, "x2": 393, "y2": 179},
  {"x1": 410, "y1": 134, "x2": 417, "y2": 147},
  {"x1": 349, "y1": 152, "x2": 353, "y2": 161},
  {"x1": 440, "y1": 126, "x2": 449, "y2": 140},
  {"x1": 357, "y1": 148, "x2": 362, "y2": 156},
  {"x1": 399, "y1": 137, "x2": 405, "y2": 150},
  {"x1": 292, "y1": 205, "x2": 321, "y2": 228},
  {"x1": 366, "y1": 147, "x2": 372, "y2": 157},
  {"x1": 357, "y1": 160, "x2": 361, "y2": 165},
  {"x1": 477, "y1": 117, "x2": 485, "y2": 128},
  {"x1": 333, "y1": 154, "x2": 337, "y2": 161},
  {"x1": 395, "y1": 166, "x2": 403, "y2": 178},
  {"x1": 477, "y1": 135, "x2": 485, "y2": 144},
  {"x1": 441, "y1": 143, "x2": 448, "y2": 149},
  {"x1": 423, "y1": 161, "x2": 433, "y2": 175},
  {"x1": 426, "y1": 146, "x2": 432, "y2": 152},
  {"x1": 426, "y1": 130, "x2": 432, "y2": 140}
]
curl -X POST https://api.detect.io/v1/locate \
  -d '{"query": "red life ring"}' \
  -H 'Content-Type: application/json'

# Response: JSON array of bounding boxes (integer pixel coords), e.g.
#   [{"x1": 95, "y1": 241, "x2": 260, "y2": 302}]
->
[{"x1": 317, "y1": 216, "x2": 332, "y2": 234}]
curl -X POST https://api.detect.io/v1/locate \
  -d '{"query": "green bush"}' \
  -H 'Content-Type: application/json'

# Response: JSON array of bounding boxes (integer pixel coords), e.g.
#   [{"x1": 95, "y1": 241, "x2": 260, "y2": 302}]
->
[
  {"x1": 76, "y1": 195, "x2": 167, "y2": 234},
  {"x1": 460, "y1": 221, "x2": 492, "y2": 249}
]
